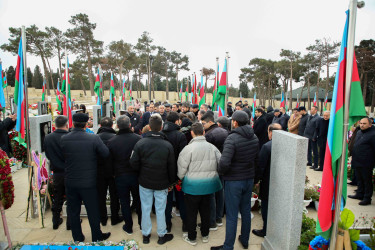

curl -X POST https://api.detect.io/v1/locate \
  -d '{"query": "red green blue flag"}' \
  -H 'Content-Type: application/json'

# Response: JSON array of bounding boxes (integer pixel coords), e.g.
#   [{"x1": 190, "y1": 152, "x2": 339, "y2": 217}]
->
[
  {"x1": 129, "y1": 80, "x2": 132, "y2": 101},
  {"x1": 316, "y1": 10, "x2": 366, "y2": 239},
  {"x1": 216, "y1": 58, "x2": 227, "y2": 117},
  {"x1": 61, "y1": 57, "x2": 72, "y2": 128},
  {"x1": 313, "y1": 92, "x2": 317, "y2": 106},
  {"x1": 41, "y1": 78, "x2": 46, "y2": 102},
  {"x1": 296, "y1": 94, "x2": 300, "y2": 109},
  {"x1": 185, "y1": 80, "x2": 189, "y2": 102},
  {"x1": 280, "y1": 91, "x2": 285, "y2": 108},
  {"x1": 323, "y1": 95, "x2": 328, "y2": 111},
  {"x1": 110, "y1": 72, "x2": 116, "y2": 114},
  {"x1": 2, "y1": 70, "x2": 7, "y2": 88},
  {"x1": 252, "y1": 92, "x2": 256, "y2": 119},
  {"x1": 0, "y1": 61, "x2": 6, "y2": 109},
  {"x1": 14, "y1": 37, "x2": 26, "y2": 140},
  {"x1": 199, "y1": 74, "x2": 205, "y2": 107},
  {"x1": 122, "y1": 78, "x2": 126, "y2": 102},
  {"x1": 56, "y1": 79, "x2": 62, "y2": 112},
  {"x1": 94, "y1": 69, "x2": 102, "y2": 105}
]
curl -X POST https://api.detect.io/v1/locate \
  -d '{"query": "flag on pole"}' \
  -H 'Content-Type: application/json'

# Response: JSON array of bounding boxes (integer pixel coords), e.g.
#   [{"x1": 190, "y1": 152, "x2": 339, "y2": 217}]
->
[
  {"x1": 185, "y1": 80, "x2": 189, "y2": 102},
  {"x1": 240, "y1": 92, "x2": 242, "y2": 102},
  {"x1": 213, "y1": 63, "x2": 219, "y2": 106},
  {"x1": 323, "y1": 95, "x2": 328, "y2": 111},
  {"x1": 121, "y1": 79, "x2": 126, "y2": 102},
  {"x1": 56, "y1": 79, "x2": 62, "y2": 112},
  {"x1": 41, "y1": 78, "x2": 46, "y2": 102},
  {"x1": 0, "y1": 62, "x2": 6, "y2": 109},
  {"x1": 212, "y1": 75, "x2": 217, "y2": 106},
  {"x1": 61, "y1": 56, "x2": 72, "y2": 127},
  {"x1": 285, "y1": 92, "x2": 289, "y2": 112},
  {"x1": 216, "y1": 58, "x2": 227, "y2": 117},
  {"x1": 129, "y1": 80, "x2": 132, "y2": 101},
  {"x1": 316, "y1": 10, "x2": 366, "y2": 239},
  {"x1": 190, "y1": 76, "x2": 194, "y2": 103},
  {"x1": 110, "y1": 71, "x2": 116, "y2": 115},
  {"x1": 94, "y1": 69, "x2": 102, "y2": 105},
  {"x1": 280, "y1": 91, "x2": 285, "y2": 108},
  {"x1": 252, "y1": 92, "x2": 256, "y2": 119},
  {"x1": 14, "y1": 37, "x2": 26, "y2": 139},
  {"x1": 179, "y1": 83, "x2": 183, "y2": 102},
  {"x1": 199, "y1": 74, "x2": 205, "y2": 107},
  {"x1": 193, "y1": 74, "x2": 198, "y2": 104},
  {"x1": 313, "y1": 92, "x2": 317, "y2": 106},
  {"x1": 296, "y1": 94, "x2": 300, "y2": 109},
  {"x1": 2, "y1": 70, "x2": 7, "y2": 88}
]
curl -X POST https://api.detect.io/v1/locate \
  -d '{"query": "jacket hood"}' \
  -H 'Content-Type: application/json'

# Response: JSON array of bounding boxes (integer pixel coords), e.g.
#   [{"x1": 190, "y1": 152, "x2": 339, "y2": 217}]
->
[
  {"x1": 162, "y1": 121, "x2": 180, "y2": 132},
  {"x1": 97, "y1": 126, "x2": 116, "y2": 134},
  {"x1": 205, "y1": 123, "x2": 218, "y2": 133},
  {"x1": 267, "y1": 106, "x2": 274, "y2": 113},
  {"x1": 231, "y1": 125, "x2": 255, "y2": 139},
  {"x1": 181, "y1": 117, "x2": 193, "y2": 127}
]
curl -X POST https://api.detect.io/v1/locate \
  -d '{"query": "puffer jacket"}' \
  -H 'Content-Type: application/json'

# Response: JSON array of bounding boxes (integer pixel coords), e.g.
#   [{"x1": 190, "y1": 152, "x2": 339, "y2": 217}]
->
[
  {"x1": 205, "y1": 124, "x2": 228, "y2": 152},
  {"x1": 177, "y1": 136, "x2": 222, "y2": 195},
  {"x1": 219, "y1": 125, "x2": 259, "y2": 181}
]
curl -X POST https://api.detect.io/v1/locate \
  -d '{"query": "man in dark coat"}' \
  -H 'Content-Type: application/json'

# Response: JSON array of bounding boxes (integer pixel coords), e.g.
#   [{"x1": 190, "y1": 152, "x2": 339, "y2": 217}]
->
[
  {"x1": 127, "y1": 105, "x2": 142, "y2": 134},
  {"x1": 44, "y1": 115, "x2": 69, "y2": 230},
  {"x1": 280, "y1": 107, "x2": 290, "y2": 128},
  {"x1": 253, "y1": 108, "x2": 269, "y2": 149},
  {"x1": 217, "y1": 116, "x2": 231, "y2": 132},
  {"x1": 348, "y1": 117, "x2": 375, "y2": 205},
  {"x1": 272, "y1": 109, "x2": 288, "y2": 131},
  {"x1": 0, "y1": 114, "x2": 16, "y2": 155},
  {"x1": 298, "y1": 106, "x2": 309, "y2": 137},
  {"x1": 142, "y1": 103, "x2": 155, "y2": 128},
  {"x1": 211, "y1": 111, "x2": 259, "y2": 250},
  {"x1": 315, "y1": 111, "x2": 330, "y2": 171},
  {"x1": 108, "y1": 115, "x2": 142, "y2": 235},
  {"x1": 162, "y1": 111, "x2": 187, "y2": 232},
  {"x1": 130, "y1": 114, "x2": 175, "y2": 245},
  {"x1": 96, "y1": 117, "x2": 121, "y2": 226},
  {"x1": 201, "y1": 112, "x2": 229, "y2": 229},
  {"x1": 159, "y1": 104, "x2": 167, "y2": 122},
  {"x1": 227, "y1": 102, "x2": 234, "y2": 118},
  {"x1": 252, "y1": 123, "x2": 282, "y2": 238},
  {"x1": 61, "y1": 113, "x2": 111, "y2": 242},
  {"x1": 265, "y1": 106, "x2": 274, "y2": 126},
  {"x1": 304, "y1": 106, "x2": 320, "y2": 169}
]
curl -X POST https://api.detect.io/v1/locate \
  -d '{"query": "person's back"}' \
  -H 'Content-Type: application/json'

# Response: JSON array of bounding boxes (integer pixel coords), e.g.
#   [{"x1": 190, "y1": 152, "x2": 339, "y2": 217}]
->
[
  {"x1": 0, "y1": 114, "x2": 16, "y2": 155},
  {"x1": 201, "y1": 113, "x2": 228, "y2": 153},
  {"x1": 265, "y1": 106, "x2": 274, "y2": 126},
  {"x1": 162, "y1": 112, "x2": 187, "y2": 163},
  {"x1": 253, "y1": 109, "x2": 268, "y2": 149},
  {"x1": 96, "y1": 118, "x2": 116, "y2": 178}
]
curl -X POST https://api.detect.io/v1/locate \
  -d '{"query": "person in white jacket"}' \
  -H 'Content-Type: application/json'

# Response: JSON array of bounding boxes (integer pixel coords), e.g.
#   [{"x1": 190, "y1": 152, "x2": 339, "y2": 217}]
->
[{"x1": 177, "y1": 122, "x2": 222, "y2": 246}]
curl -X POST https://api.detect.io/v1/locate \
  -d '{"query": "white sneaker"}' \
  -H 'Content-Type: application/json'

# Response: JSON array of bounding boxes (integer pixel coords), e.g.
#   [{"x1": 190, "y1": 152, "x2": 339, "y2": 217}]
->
[
  {"x1": 183, "y1": 235, "x2": 197, "y2": 246},
  {"x1": 202, "y1": 236, "x2": 209, "y2": 243},
  {"x1": 172, "y1": 207, "x2": 180, "y2": 217}
]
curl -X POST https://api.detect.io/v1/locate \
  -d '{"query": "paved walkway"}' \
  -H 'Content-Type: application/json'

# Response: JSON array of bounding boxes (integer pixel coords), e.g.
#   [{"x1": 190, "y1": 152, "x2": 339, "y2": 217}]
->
[{"x1": 1, "y1": 166, "x2": 374, "y2": 249}]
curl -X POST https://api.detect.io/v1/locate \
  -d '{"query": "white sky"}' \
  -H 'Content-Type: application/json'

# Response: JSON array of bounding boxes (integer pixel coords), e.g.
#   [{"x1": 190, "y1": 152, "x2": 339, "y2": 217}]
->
[{"x1": 0, "y1": 0, "x2": 374, "y2": 89}]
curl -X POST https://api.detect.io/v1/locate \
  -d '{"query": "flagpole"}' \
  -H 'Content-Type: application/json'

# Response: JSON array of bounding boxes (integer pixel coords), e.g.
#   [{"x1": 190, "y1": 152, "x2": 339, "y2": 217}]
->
[
  {"x1": 225, "y1": 52, "x2": 229, "y2": 116},
  {"x1": 329, "y1": 0, "x2": 361, "y2": 248},
  {"x1": 65, "y1": 47, "x2": 69, "y2": 127},
  {"x1": 214, "y1": 57, "x2": 219, "y2": 110}
]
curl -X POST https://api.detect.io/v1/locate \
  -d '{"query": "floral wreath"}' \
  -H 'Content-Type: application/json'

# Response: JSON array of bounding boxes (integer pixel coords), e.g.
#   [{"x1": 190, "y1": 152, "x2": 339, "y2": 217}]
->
[{"x1": 0, "y1": 149, "x2": 15, "y2": 209}]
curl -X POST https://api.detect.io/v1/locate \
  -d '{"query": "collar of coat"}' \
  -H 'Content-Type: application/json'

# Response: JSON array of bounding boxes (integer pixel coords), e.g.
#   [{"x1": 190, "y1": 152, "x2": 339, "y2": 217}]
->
[
  {"x1": 144, "y1": 131, "x2": 167, "y2": 139},
  {"x1": 54, "y1": 129, "x2": 69, "y2": 134},
  {"x1": 189, "y1": 136, "x2": 206, "y2": 144}
]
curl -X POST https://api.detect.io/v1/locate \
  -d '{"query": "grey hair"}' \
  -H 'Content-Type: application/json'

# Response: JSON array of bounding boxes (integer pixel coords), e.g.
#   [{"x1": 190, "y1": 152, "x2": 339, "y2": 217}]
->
[{"x1": 117, "y1": 115, "x2": 130, "y2": 130}]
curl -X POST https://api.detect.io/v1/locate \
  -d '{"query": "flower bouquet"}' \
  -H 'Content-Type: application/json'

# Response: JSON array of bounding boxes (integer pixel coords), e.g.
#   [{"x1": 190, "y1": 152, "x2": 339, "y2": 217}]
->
[{"x1": 0, "y1": 149, "x2": 15, "y2": 210}]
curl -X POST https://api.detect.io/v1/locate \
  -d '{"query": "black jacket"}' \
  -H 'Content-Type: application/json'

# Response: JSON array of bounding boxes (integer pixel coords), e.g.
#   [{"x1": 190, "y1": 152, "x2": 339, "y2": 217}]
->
[
  {"x1": 181, "y1": 118, "x2": 193, "y2": 143},
  {"x1": 61, "y1": 128, "x2": 109, "y2": 188},
  {"x1": 162, "y1": 121, "x2": 187, "y2": 164},
  {"x1": 0, "y1": 118, "x2": 16, "y2": 155},
  {"x1": 127, "y1": 112, "x2": 142, "y2": 134},
  {"x1": 298, "y1": 114, "x2": 309, "y2": 136},
  {"x1": 316, "y1": 118, "x2": 329, "y2": 147},
  {"x1": 272, "y1": 114, "x2": 288, "y2": 131},
  {"x1": 265, "y1": 108, "x2": 274, "y2": 126},
  {"x1": 258, "y1": 140, "x2": 272, "y2": 200},
  {"x1": 253, "y1": 114, "x2": 269, "y2": 149},
  {"x1": 281, "y1": 113, "x2": 290, "y2": 130},
  {"x1": 227, "y1": 105, "x2": 234, "y2": 118},
  {"x1": 108, "y1": 129, "x2": 141, "y2": 177},
  {"x1": 142, "y1": 111, "x2": 152, "y2": 128},
  {"x1": 218, "y1": 125, "x2": 259, "y2": 181},
  {"x1": 130, "y1": 131, "x2": 176, "y2": 190},
  {"x1": 160, "y1": 112, "x2": 167, "y2": 122},
  {"x1": 205, "y1": 124, "x2": 228, "y2": 153},
  {"x1": 97, "y1": 127, "x2": 116, "y2": 178},
  {"x1": 351, "y1": 126, "x2": 375, "y2": 168},
  {"x1": 44, "y1": 129, "x2": 69, "y2": 176},
  {"x1": 304, "y1": 114, "x2": 320, "y2": 140}
]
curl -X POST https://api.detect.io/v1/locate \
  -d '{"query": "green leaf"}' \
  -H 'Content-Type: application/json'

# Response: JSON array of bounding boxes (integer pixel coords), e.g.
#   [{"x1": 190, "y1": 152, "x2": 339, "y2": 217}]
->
[
  {"x1": 351, "y1": 241, "x2": 357, "y2": 250},
  {"x1": 340, "y1": 208, "x2": 355, "y2": 230},
  {"x1": 349, "y1": 229, "x2": 360, "y2": 241}
]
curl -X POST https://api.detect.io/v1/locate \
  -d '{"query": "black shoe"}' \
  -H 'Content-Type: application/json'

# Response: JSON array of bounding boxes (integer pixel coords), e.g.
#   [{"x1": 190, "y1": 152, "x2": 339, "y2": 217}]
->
[
  {"x1": 122, "y1": 225, "x2": 133, "y2": 235},
  {"x1": 101, "y1": 220, "x2": 107, "y2": 226},
  {"x1": 111, "y1": 216, "x2": 123, "y2": 226},
  {"x1": 252, "y1": 229, "x2": 266, "y2": 237},
  {"x1": 348, "y1": 194, "x2": 364, "y2": 200},
  {"x1": 358, "y1": 200, "x2": 371, "y2": 206},
  {"x1": 216, "y1": 218, "x2": 223, "y2": 226},
  {"x1": 53, "y1": 218, "x2": 63, "y2": 230},
  {"x1": 166, "y1": 222, "x2": 172, "y2": 233},
  {"x1": 102, "y1": 232, "x2": 111, "y2": 241},
  {"x1": 307, "y1": 163, "x2": 312, "y2": 167},
  {"x1": 348, "y1": 181, "x2": 357, "y2": 186},
  {"x1": 309, "y1": 165, "x2": 315, "y2": 169},
  {"x1": 182, "y1": 223, "x2": 188, "y2": 233},
  {"x1": 238, "y1": 235, "x2": 249, "y2": 249},
  {"x1": 143, "y1": 234, "x2": 151, "y2": 244},
  {"x1": 211, "y1": 246, "x2": 224, "y2": 250},
  {"x1": 314, "y1": 168, "x2": 323, "y2": 171},
  {"x1": 157, "y1": 233, "x2": 174, "y2": 245}
]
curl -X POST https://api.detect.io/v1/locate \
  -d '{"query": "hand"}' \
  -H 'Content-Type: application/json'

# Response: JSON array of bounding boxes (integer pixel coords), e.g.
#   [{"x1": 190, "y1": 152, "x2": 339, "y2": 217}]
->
[
  {"x1": 131, "y1": 127, "x2": 134, "y2": 132},
  {"x1": 9, "y1": 114, "x2": 17, "y2": 121}
]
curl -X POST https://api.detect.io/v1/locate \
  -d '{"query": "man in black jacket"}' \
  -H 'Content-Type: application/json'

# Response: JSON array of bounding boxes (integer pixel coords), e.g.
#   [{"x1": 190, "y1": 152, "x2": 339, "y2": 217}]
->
[
  {"x1": 108, "y1": 115, "x2": 142, "y2": 235},
  {"x1": 298, "y1": 106, "x2": 309, "y2": 137},
  {"x1": 162, "y1": 111, "x2": 187, "y2": 232},
  {"x1": 348, "y1": 117, "x2": 375, "y2": 205},
  {"x1": 211, "y1": 111, "x2": 259, "y2": 250},
  {"x1": 252, "y1": 123, "x2": 282, "y2": 238},
  {"x1": 304, "y1": 106, "x2": 320, "y2": 169},
  {"x1": 227, "y1": 102, "x2": 233, "y2": 118},
  {"x1": 96, "y1": 117, "x2": 121, "y2": 226},
  {"x1": 217, "y1": 116, "x2": 231, "y2": 132},
  {"x1": 142, "y1": 103, "x2": 154, "y2": 128},
  {"x1": 253, "y1": 108, "x2": 269, "y2": 149},
  {"x1": 272, "y1": 109, "x2": 288, "y2": 131},
  {"x1": 159, "y1": 104, "x2": 167, "y2": 122},
  {"x1": 265, "y1": 106, "x2": 274, "y2": 126},
  {"x1": 127, "y1": 105, "x2": 142, "y2": 134},
  {"x1": 201, "y1": 112, "x2": 228, "y2": 229},
  {"x1": 0, "y1": 114, "x2": 16, "y2": 155},
  {"x1": 130, "y1": 114, "x2": 175, "y2": 245},
  {"x1": 315, "y1": 111, "x2": 330, "y2": 171},
  {"x1": 44, "y1": 115, "x2": 69, "y2": 230},
  {"x1": 61, "y1": 113, "x2": 111, "y2": 242}
]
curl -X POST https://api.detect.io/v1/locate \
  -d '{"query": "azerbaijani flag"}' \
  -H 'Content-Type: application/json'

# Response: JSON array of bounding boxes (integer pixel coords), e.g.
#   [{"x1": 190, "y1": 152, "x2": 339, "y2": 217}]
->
[
  {"x1": 216, "y1": 58, "x2": 227, "y2": 117},
  {"x1": 323, "y1": 95, "x2": 328, "y2": 111},
  {"x1": 61, "y1": 56, "x2": 72, "y2": 128},
  {"x1": 313, "y1": 92, "x2": 317, "y2": 106},
  {"x1": 316, "y1": 10, "x2": 366, "y2": 239},
  {"x1": 0, "y1": 61, "x2": 6, "y2": 109},
  {"x1": 2, "y1": 70, "x2": 7, "y2": 88},
  {"x1": 185, "y1": 80, "x2": 189, "y2": 102},
  {"x1": 199, "y1": 74, "x2": 205, "y2": 107},
  {"x1": 280, "y1": 91, "x2": 285, "y2": 108},
  {"x1": 213, "y1": 63, "x2": 219, "y2": 106},
  {"x1": 193, "y1": 74, "x2": 198, "y2": 104},
  {"x1": 122, "y1": 78, "x2": 126, "y2": 102},
  {"x1": 129, "y1": 80, "x2": 132, "y2": 101},
  {"x1": 56, "y1": 79, "x2": 62, "y2": 112},
  {"x1": 41, "y1": 78, "x2": 46, "y2": 102},
  {"x1": 179, "y1": 83, "x2": 183, "y2": 102},
  {"x1": 252, "y1": 92, "x2": 256, "y2": 119},
  {"x1": 296, "y1": 94, "x2": 300, "y2": 109},
  {"x1": 14, "y1": 37, "x2": 27, "y2": 140},
  {"x1": 110, "y1": 71, "x2": 116, "y2": 114},
  {"x1": 94, "y1": 69, "x2": 102, "y2": 105},
  {"x1": 190, "y1": 75, "x2": 194, "y2": 104}
]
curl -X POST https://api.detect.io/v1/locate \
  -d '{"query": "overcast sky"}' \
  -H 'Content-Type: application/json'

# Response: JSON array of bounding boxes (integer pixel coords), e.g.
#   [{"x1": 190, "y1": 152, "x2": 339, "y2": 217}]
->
[{"x1": 0, "y1": 0, "x2": 374, "y2": 89}]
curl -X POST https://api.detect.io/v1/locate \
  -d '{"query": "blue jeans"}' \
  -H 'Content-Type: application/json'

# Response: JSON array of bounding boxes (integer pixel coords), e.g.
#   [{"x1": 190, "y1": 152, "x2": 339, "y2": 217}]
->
[
  {"x1": 139, "y1": 185, "x2": 168, "y2": 237},
  {"x1": 223, "y1": 179, "x2": 254, "y2": 250}
]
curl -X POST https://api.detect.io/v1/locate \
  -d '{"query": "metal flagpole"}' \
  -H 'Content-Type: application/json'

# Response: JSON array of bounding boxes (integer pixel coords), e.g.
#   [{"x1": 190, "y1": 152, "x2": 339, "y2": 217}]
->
[
  {"x1": 225, "y1": 52, "x2": 229, "y2": 116},
  {"x1": 22, "y1": 26, "x2": 31, "y2": 169},
  {"x1": 65, "y1": 48, "x2": 69, "y2": 127},
  {"x1": 329, "y1": 0, "x2": 363, "y2": 248},
  {"x1": 215, "y1": 57, "x2": 219, "y2": 110}
]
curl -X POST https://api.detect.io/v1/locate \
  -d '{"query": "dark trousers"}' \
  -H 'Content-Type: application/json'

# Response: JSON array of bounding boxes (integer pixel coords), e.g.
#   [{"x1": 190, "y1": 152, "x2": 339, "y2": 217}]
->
[
  {"x1": 166, "y1": 187, "x2": 186, "y2": 225},
  {"x1": 184, "y1": 193, "x2": 211, "y2": 240},
  {"x1": 308, "y1": 139, "x2": 319, "y2": 167},
  {"x1": 52, "y1": 175, "x2": 67, "y2": 224},
  {"x1": 261, "y1": 199, "x2": 268, "y2": 234},
  {"x1": 210, "y1": 177, "x2": 224, "y2": 225},
  {"x1": 318, "y1": 142, "x2": 326, "y2": 169},
  {"x1": 66, "y1": 186, "x2": 102, "y2": 242},
  {"x1": 115, "y1": 174, "x2": 141, "y2": 230},
  {"x1": 356, "y1": 166, "x2": 374, "y2": 201},
  {"x1": 224, "y1": 179, "x2": 254, "y2": 250},
  {"x1": 97, "y1": 176, "x2": 120, "y2": 223}
]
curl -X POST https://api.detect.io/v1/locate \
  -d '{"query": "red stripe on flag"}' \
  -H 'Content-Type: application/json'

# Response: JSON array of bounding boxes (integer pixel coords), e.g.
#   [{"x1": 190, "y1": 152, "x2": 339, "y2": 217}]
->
[{"x1": 336, "y1": 49, "x2": 347, "y2": 111}]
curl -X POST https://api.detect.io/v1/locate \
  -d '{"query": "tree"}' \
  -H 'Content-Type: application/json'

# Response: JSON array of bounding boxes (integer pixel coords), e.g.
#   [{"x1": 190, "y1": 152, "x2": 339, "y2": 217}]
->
[
  {"x1": 6, "y1": 66, "x2": 15, "y2": 87},
  {"x1": 32, "y1": 65, "x2": 43, "y2": 89},
  {"x1": 65, "y1": 13, "x2": 104, "y2": 96},
  {"x1": 202, "y1": 67, "x2": 215, "y2": 100},
  {"x1": 70, "y1": 60, "x2": 89, "y2": 94},
  {"x1": 45, "y1": 27, "x2": 65, "y2": 80},
  {"x1": 27, "y1": 67, "x2": 33, "y2": 87},
  {"x1": 322, "y1": 38, "x2": 340, "y2": 99},
  {"x1": 307, "y1": 40, "x2": 325, "y2": 106},
  {"x1": 170, "y1": 51, "x2": 189, "y2": 93},
  {"x1": 280, "y1": 49, "x2": 301, "y2": 108},
  {"x1": 239, "y1": 81, "x2": 249, "y2": 98}
]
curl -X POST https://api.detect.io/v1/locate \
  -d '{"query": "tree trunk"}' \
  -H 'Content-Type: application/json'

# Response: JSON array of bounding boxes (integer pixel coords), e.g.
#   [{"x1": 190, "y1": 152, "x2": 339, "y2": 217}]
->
[
  {"x1": 316, "y1": 54, "x2": 322, "y2": 108},
  {"x1": 308, "y1": 75, "x2": 311, "y2": 110},
  {"x1": 41, "y1": 55, "x2": 51, "y2": 96},
  {"x1": 176, "y1": 64, "x2": 179, "y2": 93},
  {"x1": 86, "y1": 45, "x2": 94, "y2": 96},
  {"x1": 57, "y1": 47, "x2": 63, "y2": 80},
  {"x1": 362, "y1": 73, "x2": 368, "y2": 105},
  {"x1": 151, "y1": 72, "x2": 155, "y2": 99},
  {"x1": 46, "y1": 57, "x2": 56, "y2": 93},
  {"x1": 289, "y1": 63, "x2": 293, "y2": 109},
  {"x1": 371, "y1": 87, "x2": 375, "y2": 113},
  {"x1": 80, "y1": 78, "x2": 87, "y2": 96},
  {"x1": 324, "y1": 52, "x2": 330, "y2": 110}
]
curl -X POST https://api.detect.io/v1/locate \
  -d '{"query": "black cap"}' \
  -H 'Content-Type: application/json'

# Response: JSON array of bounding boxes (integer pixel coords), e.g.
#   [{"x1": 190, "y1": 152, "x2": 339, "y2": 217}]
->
[
  {"x1": 165, "y1": 103, "x2": 171, "y2": 107},
  {"x1": 232, "y1": 110, "x2": 249, "y2": 123},
  {"x1": 298, "y1": 106, "x2": 306, "y2": 111},
  {"x1": 73, "y1": 113, "x2": 89, "y2": 122},
  {"x1": 274, "y1": 109, "x2": 280, "y2": 112},
  {"x1": 192, "y1": 104, "x2": 199, "y2": 109}
]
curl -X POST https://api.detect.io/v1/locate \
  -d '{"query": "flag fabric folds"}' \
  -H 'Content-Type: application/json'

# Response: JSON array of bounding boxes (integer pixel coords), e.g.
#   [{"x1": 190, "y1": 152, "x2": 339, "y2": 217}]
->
[
  {"x1": 185, "y1": 81, "x2": 189, "y2": 102},
  {"x1": 14, "y1": 37, "x2": 26, "y2": 139},
  {"x1": 61, "y1": 57, "x2": 72, "y2": 127},
  {"x1": 122, "y1": 79, "x2": 126, "y2": 102},
  {"x1": 179, "y1": 83, "x2": 183, "y2": 102},
  {"x1": 94, "y1": 69, "x2": 102, "y2": 105},
  {"x1": 193, "y1": 74, "x2": 198, "y2": 104},
  {"x1": 316, "y1": 10, "x2": 366, "y2": 239},
  {"x1": 216, "y1": 59, "x2": 227, "y2": 117},
  {"x1": 296, "y1": 94, "x2": 300, "y2": 109},
  {"x1": 199, "y1": 74, "x2": 205, "y2": 107},
  {"x1": 280, "y1": 91, "x2": 285, "y2": 108},
  {"x1": 56, "y1": 79, "x2": 62, "y2": 112},
  {"x1": 313, "y1": 92, "x2": 317, "y2": 106},
  {"x1": 2, "y1": 71, "x2": 7, "y2": 88},
  {"x1": 41, "y1": 78, "x2": 46, "y2": 102},
  {"x1": 252, "y1": 92, "x2": 256, "y2": 119},
  {"x1": 323, "y1": 95, "x2": 328, "y2": 111},
  {"x1": 0, "y1": 62, "x2": 6, "y2": 109},
  {"x1": 110, "y1": 72, "x2": 116, "y2": 115},
  {"x1": 129, "y1": 80, "x2": 132, "y2": 101}
]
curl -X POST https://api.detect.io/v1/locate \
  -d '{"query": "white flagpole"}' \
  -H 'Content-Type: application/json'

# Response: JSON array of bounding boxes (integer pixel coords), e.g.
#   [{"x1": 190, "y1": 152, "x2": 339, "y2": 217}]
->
[
  {"x1": 225, "y1": 52, "x2": 229, "y2": 116},
  {"x1": 65, "y1": 48, "x2": 69, "y2": 127}
]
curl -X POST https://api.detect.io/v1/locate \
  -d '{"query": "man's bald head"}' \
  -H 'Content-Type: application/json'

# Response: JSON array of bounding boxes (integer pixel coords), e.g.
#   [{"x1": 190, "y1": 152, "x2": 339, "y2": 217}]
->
[{"x1": 268, "y1": 123, "x2": 282, "y2": 140}]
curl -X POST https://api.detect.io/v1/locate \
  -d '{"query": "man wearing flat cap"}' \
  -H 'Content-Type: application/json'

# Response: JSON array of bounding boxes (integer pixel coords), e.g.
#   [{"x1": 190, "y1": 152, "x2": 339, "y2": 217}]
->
[
  {"x1": 61, "y1": 113, "x2": 111, "y2": 242},
  {"x1": 191, "y1": 104, "x2": 199, "y2": 117}
]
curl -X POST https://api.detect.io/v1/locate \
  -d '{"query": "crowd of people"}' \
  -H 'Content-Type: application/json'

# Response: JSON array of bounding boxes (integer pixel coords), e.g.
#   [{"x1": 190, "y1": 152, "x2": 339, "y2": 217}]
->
[{"x1": 1, "y1": 97, "x2": 373, "y2": 249}]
